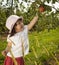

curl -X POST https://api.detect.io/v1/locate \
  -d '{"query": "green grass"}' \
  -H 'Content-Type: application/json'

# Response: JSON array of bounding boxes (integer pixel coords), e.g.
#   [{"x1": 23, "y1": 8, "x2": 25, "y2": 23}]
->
[
  {"x1": 0, "y1": 39, "x2": 7, "y2": 65},
  {"x1": 0, "y1": 27, "x2": 59, "y2": 65}
]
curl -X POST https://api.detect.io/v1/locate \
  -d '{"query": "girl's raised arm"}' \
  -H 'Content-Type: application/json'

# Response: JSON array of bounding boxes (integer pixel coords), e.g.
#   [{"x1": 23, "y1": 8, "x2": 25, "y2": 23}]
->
[{"x1": 28, "y1": 15, "x2": 38, "y2": 30}]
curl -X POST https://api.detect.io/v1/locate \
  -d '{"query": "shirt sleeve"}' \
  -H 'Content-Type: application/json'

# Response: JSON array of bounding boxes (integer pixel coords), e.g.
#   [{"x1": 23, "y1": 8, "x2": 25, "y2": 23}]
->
[
  {"x1": 24, "y1": 25, "x2": 28, "y2": 34},
  {"x1": 7, "y1": 35, "x2": 12, "y2": 43}
]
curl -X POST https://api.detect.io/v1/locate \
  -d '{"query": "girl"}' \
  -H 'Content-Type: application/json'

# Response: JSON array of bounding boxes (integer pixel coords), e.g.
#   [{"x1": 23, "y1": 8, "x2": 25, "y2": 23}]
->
[{"x1": 2, "y1": 15, "x2": 38, "y2": 65}]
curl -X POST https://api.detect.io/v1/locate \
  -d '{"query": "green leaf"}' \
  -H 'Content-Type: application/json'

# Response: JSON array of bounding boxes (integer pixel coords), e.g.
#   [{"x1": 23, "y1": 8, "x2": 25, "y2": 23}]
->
[{"x1": 52, "y1": 0, "x2": 56, "y2": 3}]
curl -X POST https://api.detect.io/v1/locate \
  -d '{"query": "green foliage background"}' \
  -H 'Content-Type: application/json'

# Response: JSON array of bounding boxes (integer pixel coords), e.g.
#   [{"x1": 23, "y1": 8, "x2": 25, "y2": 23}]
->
[{"x1": 0, "y1": 0, "x2": 59, "y2": 33}]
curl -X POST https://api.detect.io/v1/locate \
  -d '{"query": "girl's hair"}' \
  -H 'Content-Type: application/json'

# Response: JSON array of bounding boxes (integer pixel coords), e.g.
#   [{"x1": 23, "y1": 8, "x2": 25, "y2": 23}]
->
[
  {"x1": 9, "y1": 18, "x2": 23, "y2": 37},
  {"x1": 9, "y1": 24, "x2": 16, "y2": 37}
]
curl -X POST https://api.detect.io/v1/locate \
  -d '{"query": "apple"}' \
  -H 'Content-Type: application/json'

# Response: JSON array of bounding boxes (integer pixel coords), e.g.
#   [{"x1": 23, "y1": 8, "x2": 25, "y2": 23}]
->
[{"x1": 39, "y1": 6, "x2": 45, "y2": 12}]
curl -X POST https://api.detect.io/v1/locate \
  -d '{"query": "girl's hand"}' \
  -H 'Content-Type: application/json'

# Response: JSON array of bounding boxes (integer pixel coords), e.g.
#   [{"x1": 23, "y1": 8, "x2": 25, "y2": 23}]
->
[{"x1": 2, "y1": 50, "x2": 7, "y2": 57}]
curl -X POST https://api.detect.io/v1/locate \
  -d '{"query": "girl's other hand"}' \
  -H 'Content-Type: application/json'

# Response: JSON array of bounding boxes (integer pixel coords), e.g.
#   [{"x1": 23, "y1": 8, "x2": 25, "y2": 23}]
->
[{"x1": 1, "y1": 50, "x2": 7, "y2": 57}]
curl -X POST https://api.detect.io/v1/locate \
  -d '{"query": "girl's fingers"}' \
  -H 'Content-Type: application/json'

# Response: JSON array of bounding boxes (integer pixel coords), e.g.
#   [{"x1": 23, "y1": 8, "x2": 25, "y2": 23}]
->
[{"x1": 1, "y1": 51, "x2": 6, "y2": 57}]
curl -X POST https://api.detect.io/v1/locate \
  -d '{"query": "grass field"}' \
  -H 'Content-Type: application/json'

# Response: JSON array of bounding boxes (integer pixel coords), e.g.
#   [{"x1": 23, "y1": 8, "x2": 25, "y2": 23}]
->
[{"x1": 0, "y1": 27, "x2": 59, "y2": 65}]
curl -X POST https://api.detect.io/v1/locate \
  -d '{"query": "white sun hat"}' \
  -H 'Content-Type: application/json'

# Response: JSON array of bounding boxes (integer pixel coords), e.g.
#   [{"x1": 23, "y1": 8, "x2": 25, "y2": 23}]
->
[{"x1": 6, "y1": 15, "x2": 23, "y2": 33}]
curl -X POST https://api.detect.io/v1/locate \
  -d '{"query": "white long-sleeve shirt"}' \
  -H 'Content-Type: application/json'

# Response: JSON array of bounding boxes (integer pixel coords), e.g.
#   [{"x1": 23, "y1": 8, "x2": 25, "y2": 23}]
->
[{"x1": 7, "y1": 25, "x2": 29, "y2": 58}]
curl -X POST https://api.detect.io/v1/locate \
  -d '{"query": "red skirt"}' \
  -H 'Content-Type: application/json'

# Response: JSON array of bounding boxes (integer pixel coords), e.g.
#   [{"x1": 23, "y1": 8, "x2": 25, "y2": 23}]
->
[{"x1": 4, "y1": 56, "x2": 24, "y2": 65}]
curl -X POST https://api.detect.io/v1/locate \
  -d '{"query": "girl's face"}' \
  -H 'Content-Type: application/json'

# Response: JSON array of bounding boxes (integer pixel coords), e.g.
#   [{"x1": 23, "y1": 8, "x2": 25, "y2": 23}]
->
[{"x1": 14, "y1": 18, "x2": 24, "y2": 33}]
